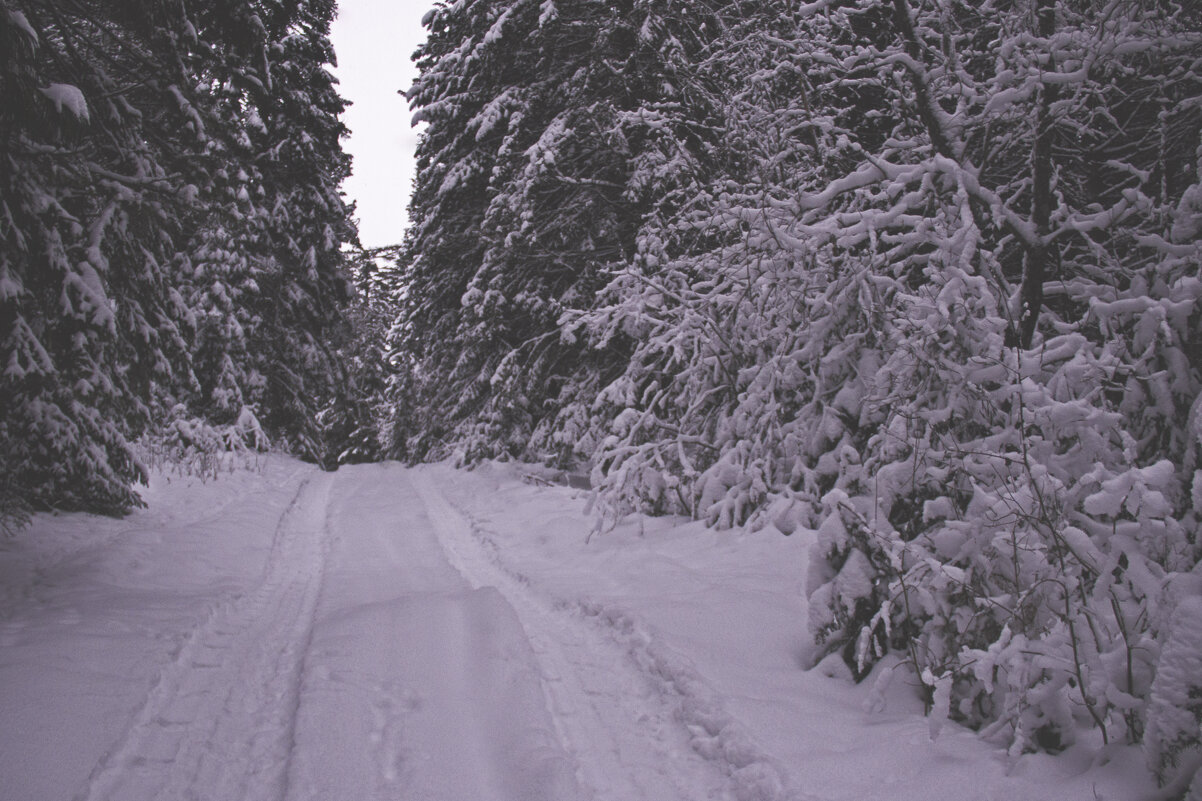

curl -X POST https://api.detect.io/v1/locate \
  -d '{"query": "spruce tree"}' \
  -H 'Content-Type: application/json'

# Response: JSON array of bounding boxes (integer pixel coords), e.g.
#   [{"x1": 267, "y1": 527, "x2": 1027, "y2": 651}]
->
[
  {"x1": 1, "y1": 0, "x2": 200, "y2": 514},
  {"x1": 390, "y1": 0, "x2": 725, "y2": 464},
  {"x1": 222, "y1": 0, "x2": 356, "y2": 457},
  {"x1": 0, "y1": 0, "x2": 357, "y2": 520}
]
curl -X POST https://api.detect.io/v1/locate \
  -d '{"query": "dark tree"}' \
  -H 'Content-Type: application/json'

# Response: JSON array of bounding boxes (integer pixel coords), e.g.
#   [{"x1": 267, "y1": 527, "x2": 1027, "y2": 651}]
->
[
  {"x1": 0, "y1": 0, "x2": 357, "y2": 520},
  {"x1": 388, "y1": 0, "x2": 725, "y2": 464}
]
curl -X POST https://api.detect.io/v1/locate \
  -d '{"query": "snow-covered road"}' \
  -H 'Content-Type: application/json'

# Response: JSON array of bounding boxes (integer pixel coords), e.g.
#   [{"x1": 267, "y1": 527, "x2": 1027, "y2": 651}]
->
[
  {"x1": 81, "y1": 470, "x2": 336, "y2": 801},
  {"x1": 2, "y1": 463, "x2": 579, "y2": 801},
  {"x1": 412, "y1": 470, "x2": 734, "y2": 801},
  {"x1": 0, "y1": 459, "x2": 1151, "y2": 800}
]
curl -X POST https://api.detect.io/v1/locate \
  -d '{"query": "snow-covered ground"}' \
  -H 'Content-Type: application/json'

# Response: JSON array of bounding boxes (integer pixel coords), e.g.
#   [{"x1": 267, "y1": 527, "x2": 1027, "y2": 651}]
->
[{"x1": 0, "y1": 457, "x2": 1154, "y2": 800}]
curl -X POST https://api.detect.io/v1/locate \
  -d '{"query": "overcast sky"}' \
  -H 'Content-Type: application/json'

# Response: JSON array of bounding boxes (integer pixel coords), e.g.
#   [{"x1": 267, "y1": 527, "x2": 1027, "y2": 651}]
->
[{"x1": 330, "y1": 1, "x2": 433, "y2": 249}]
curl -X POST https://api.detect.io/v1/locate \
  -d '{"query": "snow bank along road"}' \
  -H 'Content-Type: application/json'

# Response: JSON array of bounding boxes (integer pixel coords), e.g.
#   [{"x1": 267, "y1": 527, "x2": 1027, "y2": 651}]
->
[{"x1": 0, "y1": 459, "x2": 1149, "y2": 801}]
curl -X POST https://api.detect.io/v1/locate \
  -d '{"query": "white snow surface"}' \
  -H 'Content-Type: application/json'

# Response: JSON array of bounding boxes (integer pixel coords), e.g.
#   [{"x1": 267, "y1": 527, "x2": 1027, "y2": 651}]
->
[
  {"x1": 0, "y1": 457, "x2": 1153, "y2": 800},
  {"x1": 39, "y1": 83, "x2": 89, "y2": 121}
]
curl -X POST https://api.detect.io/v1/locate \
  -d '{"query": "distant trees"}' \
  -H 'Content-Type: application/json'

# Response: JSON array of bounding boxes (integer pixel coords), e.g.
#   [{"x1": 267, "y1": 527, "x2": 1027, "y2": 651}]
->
[
  {"x1": 316, "y1": 244, "x2": 398, "y2": 467},
  {"x1": 395, "y1": 0, "x2": 1202, "y2": 771},
  {"x1": 0, "y1": 0, "x2": 356, "y2": 517}
]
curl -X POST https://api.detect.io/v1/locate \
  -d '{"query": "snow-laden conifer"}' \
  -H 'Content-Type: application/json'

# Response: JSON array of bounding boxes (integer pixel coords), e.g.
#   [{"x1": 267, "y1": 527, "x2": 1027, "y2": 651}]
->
[
  {"x1": 395, "y1": 0, "x2": 1202, "y2": 760},
  {"x1": 389, "y1": 0, "x2": 725, "y2": 465},
  {"x1": 1, "y1": 0, "x2": 356, "y2": 519},
  {"x1": 567, "y1": 0, "x2": 1202, "y2": 755}
]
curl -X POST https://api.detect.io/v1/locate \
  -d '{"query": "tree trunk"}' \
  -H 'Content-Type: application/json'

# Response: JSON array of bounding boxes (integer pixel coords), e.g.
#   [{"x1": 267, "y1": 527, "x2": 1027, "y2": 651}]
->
[{"x1": 1021, "y1": 0, "x2": 1059, "y2": 349}]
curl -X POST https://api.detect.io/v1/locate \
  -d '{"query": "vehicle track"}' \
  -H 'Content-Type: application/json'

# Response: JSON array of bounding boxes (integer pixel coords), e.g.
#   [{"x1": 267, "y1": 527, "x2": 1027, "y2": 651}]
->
[
  {"x1": 73, "y1": 469, "x2": 336, "y2": 801},
  {"x1": 412, "y1": 469, "x2": 735, "y2": 801}
]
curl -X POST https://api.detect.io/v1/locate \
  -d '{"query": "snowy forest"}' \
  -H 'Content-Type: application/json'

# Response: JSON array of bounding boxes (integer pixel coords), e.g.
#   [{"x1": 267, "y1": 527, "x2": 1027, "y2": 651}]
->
[
  {"x1": 5, "y1": 0, "x2": 1202, "y2": 794},
  {"x1": 0, "y1": 0, "x2": 366, "y2": 517}
]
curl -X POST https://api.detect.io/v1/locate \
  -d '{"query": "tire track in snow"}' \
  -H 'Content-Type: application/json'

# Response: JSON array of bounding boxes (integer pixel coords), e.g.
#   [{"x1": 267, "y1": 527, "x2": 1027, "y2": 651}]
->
[
  {"x1": 281, "y1": 463, "x2": 580, "y2": 801},
  {"x1": 574, "y1": 602, "x2": 817, "y2": 801},
  {"x1": 73, "y1": 468, "x2": 336, "y2": 801},
  {"x1": 412, "y1": 469, "x2": 739, "y2": 801}
]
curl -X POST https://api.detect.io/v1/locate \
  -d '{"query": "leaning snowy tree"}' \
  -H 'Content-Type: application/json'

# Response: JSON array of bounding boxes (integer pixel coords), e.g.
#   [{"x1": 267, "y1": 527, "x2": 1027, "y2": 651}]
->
[
  {"x1": 570, "y1": 0, "x2": 897, "y2": 524},
  {"x1": 568, "y1": 0, "x2": 1202, "y2": 767},
  {"x1": 774, "y1": 0, "x2": 1202, "y2": 765}
]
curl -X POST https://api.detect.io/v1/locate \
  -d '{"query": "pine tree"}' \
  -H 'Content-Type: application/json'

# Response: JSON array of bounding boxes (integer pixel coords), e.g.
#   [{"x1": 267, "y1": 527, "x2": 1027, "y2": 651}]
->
[
  {"x1": 225, "y1": 0, "x2": 356, "y2": 457},
  {"x1": 389, "y1": 0, "x2": 725, "y2": 464},
  {"x1": 0, "y1": 0, "x2": 357, "y2": 521},
  {"x1": 1, "y1": 0, "x2": 199, "y2": 514},
  {"x1": 316, "y1": 244, "x2": 397, "y2": 467}
]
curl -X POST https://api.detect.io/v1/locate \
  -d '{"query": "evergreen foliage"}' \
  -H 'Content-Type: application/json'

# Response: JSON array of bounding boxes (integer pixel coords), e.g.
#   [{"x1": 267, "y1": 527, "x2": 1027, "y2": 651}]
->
[
  {"x1": 0, "y1": 0, "x2": 356, "y2": 520},
  {"x1": 316, "y1": 244, "x2": 398, "y2": 468},
  {"x1": 389, "y1": 0, "x2": 724, "y2": 463},
  {"x1": 395, "y1": 0, "x2": 1202, "y2": 769}
]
